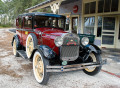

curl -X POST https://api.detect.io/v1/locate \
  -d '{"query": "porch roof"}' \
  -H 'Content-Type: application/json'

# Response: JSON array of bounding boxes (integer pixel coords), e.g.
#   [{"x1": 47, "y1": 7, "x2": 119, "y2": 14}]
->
[
  {"x1": 25, "y1": 0, "x2": 55, "y2": 11},
  {"x1": 25, "y1": 0, "x2": 77, "y2": 12}
]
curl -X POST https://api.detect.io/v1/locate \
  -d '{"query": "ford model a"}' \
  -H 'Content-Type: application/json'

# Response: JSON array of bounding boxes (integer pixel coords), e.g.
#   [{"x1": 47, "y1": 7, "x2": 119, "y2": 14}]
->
[{"x1": 12, "y1": 12, "x2": 106, "y2": 85}]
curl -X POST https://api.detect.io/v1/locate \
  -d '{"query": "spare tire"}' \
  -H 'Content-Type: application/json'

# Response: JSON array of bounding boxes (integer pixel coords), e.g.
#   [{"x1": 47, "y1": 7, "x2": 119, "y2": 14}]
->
[{"x1": 26, "y1": 33, "x2": 38, "y2": 58}]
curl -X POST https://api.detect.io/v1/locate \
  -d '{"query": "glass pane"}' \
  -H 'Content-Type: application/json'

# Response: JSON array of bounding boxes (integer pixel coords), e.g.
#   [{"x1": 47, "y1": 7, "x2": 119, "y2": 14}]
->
[
  {"x1": 104, "y1": 0, "x2": 111, "y2": 12},
  {"x1": 84, "y1": 17, "x2": 95, "y2": 35},
  {"x1": 103, "y1": 32, "x2": 114, "y2": 34},
  {"x1": 98, "y1": 0, "x2": 104, "y2": 13},
  {"x1": 102, "y1": 36, "x2": 114, "y2": 45},
  {"x1": 72, "y1": 17, "x2": 78, "y2": 34},
  {"x1": 111, "y1": 0, "x2": 119, "y2": 12},
  {"x1": 90, "y1": 2, "x2": 96, "y2": 14},
  {"x1": 18, "y1": 18, "x2": 22, "y2": 28},
  {"x1": 97, "y1": 16, "x2": 102, "y2": 37},
  {"x1": 85, "y1": 3, "x2": 89, "y2": 14},
  {"x1": 24, "y1": 17, "x2": 32, "y2": 28},
  {"x1": 103, "y1": 17, "x2": 115, "y2": 30},
  {"x1": 34, "y1": 16, "x2": 65, "y2": 29}
]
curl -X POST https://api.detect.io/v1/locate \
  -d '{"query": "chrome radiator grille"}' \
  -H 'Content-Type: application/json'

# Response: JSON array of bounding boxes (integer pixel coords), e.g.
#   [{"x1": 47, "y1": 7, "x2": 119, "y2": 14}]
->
[
  {"x1": 60, "y1": 33, "x2": 80, "y2": 61},
  {"x1": 60, "y1": 45, "x2": 79, "y2": 61}
]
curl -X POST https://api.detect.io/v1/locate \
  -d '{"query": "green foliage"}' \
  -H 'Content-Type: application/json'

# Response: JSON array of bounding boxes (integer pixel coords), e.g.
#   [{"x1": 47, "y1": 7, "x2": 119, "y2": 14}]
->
[
  {"x1": 0, "y1": 24, "x2": 12, "y2": 28},
  {"x1": 0, "y1": 0, "x2": 50, "y2": 26}
]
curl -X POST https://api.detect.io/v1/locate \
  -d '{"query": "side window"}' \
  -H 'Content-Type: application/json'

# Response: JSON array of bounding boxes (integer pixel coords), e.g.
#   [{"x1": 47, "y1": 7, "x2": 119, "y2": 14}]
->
[
  {"x1": 17, "y1": 17, "x2": 22, "y2": 28},
  {"x1": 16, "y1": 18, "x2": 19, "y2": 27},
  {"x1": 23, "y1": 16, "x2": 32, "y2": 29}
]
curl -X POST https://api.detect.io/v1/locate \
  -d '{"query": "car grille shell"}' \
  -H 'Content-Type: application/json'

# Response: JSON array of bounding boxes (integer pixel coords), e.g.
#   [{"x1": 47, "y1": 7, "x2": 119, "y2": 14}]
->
[{"x1": 60, "y1": 33, "x2": 80, "y2": 61}]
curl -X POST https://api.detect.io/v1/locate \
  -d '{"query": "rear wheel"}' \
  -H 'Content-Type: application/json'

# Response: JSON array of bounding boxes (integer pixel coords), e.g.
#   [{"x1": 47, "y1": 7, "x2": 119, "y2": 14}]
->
[
  {"x1": 13, "y1": 39, "x2": 19, "y2": 57},
  {"x1": 83, "y1": 53, "x2": 102, "y2": 76},
  {"x1": 33, "y1": 50, "x2": 49, "y2": 85},
  {"x1": 26, "y1": 33, "x2": 37, "y2": 58}
]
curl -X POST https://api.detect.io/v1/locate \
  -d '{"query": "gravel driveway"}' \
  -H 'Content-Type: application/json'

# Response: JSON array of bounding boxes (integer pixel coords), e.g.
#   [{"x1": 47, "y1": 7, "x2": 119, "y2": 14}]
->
[{"x1": 0, "y1": 28, "x2": 120, "y2": 88}]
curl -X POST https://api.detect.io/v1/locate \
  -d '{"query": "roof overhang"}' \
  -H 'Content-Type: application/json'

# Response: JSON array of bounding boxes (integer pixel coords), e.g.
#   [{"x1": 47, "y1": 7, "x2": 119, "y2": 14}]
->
[{"x1": 26, "y1": 0, "x2": 65, "y2": 12}]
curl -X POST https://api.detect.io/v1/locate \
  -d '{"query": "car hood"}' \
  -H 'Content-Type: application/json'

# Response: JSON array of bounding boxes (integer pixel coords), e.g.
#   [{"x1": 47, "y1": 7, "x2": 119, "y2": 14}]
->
[{"x1": 35, "y1": 27, "x2": 68, "y2": 36}]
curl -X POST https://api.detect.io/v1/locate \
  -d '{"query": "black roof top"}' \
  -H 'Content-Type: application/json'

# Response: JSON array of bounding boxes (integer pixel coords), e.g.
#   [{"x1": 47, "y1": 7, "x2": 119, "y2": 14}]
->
[{"x1": 18, "y1": 12, "x2": 65, "y2": 18}]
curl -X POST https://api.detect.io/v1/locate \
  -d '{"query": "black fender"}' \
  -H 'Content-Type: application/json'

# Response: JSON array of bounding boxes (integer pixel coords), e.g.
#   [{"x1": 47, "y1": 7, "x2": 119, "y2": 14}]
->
[
  {"x1": 86, "y1": 44, "x2": 102, "y2": 54},
  {"x1": 11, "y1": 35, "x2": 21, "y2": 49},
  {"x1": 30, "y1": 45, "x2": 56, "y2": 60}
]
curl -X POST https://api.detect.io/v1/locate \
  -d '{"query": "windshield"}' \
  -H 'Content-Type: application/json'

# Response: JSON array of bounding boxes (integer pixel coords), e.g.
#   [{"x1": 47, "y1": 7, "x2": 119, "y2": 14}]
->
[{"x1": 34, "y1": 16, "x2": 65, "y2": 29}]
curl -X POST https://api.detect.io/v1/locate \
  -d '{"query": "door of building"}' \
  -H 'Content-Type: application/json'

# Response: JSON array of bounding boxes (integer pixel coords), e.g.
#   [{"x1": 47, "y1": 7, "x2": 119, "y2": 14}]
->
[
  {"x1": 72, "y1": 17, "x2": 78, "y2": 34},
  {"x1": 102, "y1": 17, "x2": 116, "y2": 48}
]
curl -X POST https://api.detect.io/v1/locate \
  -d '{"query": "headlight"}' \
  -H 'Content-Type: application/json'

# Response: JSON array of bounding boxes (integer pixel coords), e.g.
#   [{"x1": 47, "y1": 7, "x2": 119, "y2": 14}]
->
[
  {"x1": 54, "y1": 36, "x2": 63, "y2": 47},
  {"x1": 81, "y1": 37, "x2": 89, "y2": 46}
]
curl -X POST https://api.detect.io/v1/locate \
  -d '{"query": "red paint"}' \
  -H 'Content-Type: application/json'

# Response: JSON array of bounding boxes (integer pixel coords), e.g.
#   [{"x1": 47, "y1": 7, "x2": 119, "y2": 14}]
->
[
  {"x1": 102, "y1": 69, "x2": 120, "y2": 78},
  {"x1": 17, "y1": 27, "x2": 67, "y2": 55},
  {"x1": 73, "y1": 5, "x2": 78, "y2": 13}
]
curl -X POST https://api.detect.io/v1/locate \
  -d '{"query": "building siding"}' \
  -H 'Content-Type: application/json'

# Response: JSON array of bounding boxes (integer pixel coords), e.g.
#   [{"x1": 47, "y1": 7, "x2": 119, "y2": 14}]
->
[{"x1": 59, "y1": 0, "x2": 82, "y2": 33}]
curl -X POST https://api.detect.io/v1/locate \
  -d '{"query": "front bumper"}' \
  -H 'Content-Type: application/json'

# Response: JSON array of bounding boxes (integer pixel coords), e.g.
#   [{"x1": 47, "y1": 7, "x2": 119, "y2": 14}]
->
[{"x1": 46, "y1": 59, "x2": 107, "y2": 72}]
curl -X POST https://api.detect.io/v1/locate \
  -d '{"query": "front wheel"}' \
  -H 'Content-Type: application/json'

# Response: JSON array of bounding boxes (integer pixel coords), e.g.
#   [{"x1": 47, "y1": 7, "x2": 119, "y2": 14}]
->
[
  {"x1": 83, "y1": 53, "x2": 102, "y2": 76},
  {"x1": 33, "y1": 50, "x2": 49, "y2": 85}
]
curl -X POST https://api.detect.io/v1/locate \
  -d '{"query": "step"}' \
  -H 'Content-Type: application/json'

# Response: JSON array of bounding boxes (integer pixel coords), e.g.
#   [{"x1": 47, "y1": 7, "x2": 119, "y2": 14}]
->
[{"x1": 17, "y1": 50, "x2": 28, "y2": 59}]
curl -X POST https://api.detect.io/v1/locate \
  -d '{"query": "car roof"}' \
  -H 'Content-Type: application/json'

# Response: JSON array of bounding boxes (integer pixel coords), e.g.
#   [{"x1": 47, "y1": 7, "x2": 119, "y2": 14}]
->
[{"x1": 18, "y1": 12, "x2": 65, "y2": 18}]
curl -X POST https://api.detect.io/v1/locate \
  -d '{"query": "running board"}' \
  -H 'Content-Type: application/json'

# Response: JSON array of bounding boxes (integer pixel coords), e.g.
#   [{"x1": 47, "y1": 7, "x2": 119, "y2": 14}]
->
[{"x1": 17, "y1": 50, "x2": 28, "y2": 59}]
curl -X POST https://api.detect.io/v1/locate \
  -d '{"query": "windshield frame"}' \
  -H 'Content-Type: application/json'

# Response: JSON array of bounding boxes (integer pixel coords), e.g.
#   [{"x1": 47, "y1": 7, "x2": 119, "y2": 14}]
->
[{"x1": 33, "y1": 15, "x2": 66, "y2": 30}]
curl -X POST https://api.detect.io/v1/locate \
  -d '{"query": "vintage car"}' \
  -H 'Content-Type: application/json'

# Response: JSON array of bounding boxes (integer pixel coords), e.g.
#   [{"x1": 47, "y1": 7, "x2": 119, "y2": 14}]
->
[{"x1": 12, "y1": 12, "x2": 106, "y2": 85}]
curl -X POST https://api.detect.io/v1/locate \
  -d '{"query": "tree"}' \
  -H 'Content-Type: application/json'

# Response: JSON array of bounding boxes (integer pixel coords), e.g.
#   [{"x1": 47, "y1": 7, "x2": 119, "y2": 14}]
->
[{"x1": 0, "y1": 0, "x2": 49, "y2": 25}]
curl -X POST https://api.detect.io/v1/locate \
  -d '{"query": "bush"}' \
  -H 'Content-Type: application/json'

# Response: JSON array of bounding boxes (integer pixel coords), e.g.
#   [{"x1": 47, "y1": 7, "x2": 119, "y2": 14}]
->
[{"x1": 0, "y1": 24, "x2": 13, "y2": 28}]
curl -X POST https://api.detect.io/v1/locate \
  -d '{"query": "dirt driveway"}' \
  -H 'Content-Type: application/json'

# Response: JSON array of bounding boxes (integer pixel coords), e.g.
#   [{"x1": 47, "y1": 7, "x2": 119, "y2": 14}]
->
[{"x1": 0, "y1": 28, "x2": 120, "y2": 88}]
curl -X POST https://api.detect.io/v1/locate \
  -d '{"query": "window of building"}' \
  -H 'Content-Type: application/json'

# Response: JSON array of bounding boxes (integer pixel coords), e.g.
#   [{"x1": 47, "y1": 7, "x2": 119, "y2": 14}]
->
[
  {"x1": 98, "y1": 0, "x2": 104, "y2": 13},
  {"x1": 85, "y1": 3, "x2": 90, "y2": 14},
  {"x1": 104, "y1": 0, "x2": 111, "y2": 12},
  {"x1": 84, "y1": 1, "x2": 96, "y2": 14},
  {"x1": 103, "y1": 17, "x2": 115, "y2": 30},
  {"x1": 102, "y1": 36, "x2": 114, "y2": 45},
  {"x1": 84, "y1": 17, "x2": 95, "y2": 35},
  {"x1": 72, "y1": 17, "x2": 78, "y2": 34},
  {"x1": 98, "y1": 0, "x2": 119, "y2": 13},
  {"x1": 24, "y1": 16, "x2": 32, "y2": 29},
  {"x1": 97, "y1": 16, "x2": 102, "y2": 37},
  {"x1": 90, "y1": 2, "x2": 96, "y2": 13},
  {"x1": 111, "y1": 0, "x2": 119, "y2": 12}
]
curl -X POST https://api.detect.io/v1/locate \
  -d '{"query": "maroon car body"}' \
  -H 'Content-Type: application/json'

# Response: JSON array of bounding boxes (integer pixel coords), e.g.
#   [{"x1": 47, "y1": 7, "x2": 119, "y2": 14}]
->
[{"x1": 12, "y1": 12, "x2": 105, "y2": 85}]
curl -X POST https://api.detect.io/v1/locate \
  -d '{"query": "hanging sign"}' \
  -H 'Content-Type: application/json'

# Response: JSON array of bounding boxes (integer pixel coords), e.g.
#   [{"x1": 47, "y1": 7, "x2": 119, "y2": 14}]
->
[{"x1": 73, "y1": 5, "x2": 78, "y2": 13}]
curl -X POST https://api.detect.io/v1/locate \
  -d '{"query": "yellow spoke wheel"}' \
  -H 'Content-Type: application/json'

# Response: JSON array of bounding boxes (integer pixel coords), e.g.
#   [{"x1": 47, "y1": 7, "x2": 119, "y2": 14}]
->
[
  {"x1": 26, "y1": 33, "x2": 37, "y2": 58},
  {"x1": 33, "y1": 51, "x2": 49, "y2": 85},
  {"x1": 84, "y1": 53, "x2": 96, "y2": 72},
  {"x1": 83, "y1": 53, "x2": 102, "y2": 76}
]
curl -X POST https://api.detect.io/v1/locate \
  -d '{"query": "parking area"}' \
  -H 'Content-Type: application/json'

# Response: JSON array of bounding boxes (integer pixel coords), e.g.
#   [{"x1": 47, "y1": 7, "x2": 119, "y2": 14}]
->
[{"x1": 0, "y1": 28, "x2": 120, "y2": 88}]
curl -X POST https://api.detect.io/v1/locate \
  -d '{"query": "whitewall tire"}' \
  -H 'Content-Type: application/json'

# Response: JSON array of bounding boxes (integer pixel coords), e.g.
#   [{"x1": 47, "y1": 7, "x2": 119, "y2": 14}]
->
[{"x1": 33, "y1": 50, "x2": 49, "y2": 85}]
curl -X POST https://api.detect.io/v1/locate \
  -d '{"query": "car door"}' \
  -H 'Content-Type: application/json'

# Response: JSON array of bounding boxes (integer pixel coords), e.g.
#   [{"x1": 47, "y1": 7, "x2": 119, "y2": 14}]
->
[{"x1": 22, "y1": 15, "x2": 33, "y2": 47}]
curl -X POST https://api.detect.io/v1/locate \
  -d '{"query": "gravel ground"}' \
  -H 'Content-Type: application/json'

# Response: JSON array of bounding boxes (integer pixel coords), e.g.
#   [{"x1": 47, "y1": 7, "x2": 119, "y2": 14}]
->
[{"x1": 0, "y1": 28, "x2": 120, "y2": 88}]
